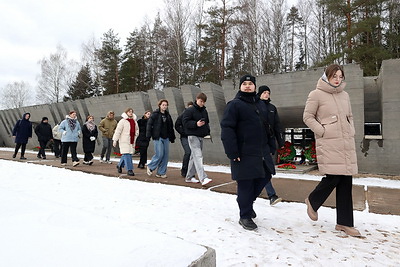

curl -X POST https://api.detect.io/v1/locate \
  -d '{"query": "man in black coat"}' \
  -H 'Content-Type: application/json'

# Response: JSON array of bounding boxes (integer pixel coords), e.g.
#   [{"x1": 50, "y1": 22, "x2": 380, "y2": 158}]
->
[
  {"x1": 34, "y1": 116, "x2": 53, "y2": 159},
  {"x1": 175, "y1": 101, "x2": 193, "y2": 177},
  {"x1": 220, "y1": 74, "x2": 275, "y2": 231},
  {"x1": 182, "y1": 93, "x2": 212, "y2": 185},
  {"x1": 258, "y1": 85, "x2": 285, "y2": 206}
]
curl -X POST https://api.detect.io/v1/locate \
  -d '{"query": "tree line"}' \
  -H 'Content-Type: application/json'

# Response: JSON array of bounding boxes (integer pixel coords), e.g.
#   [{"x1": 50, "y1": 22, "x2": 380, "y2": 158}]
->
[{"x1": 1, "y1": 0, "x2": 399, "y2": 107}]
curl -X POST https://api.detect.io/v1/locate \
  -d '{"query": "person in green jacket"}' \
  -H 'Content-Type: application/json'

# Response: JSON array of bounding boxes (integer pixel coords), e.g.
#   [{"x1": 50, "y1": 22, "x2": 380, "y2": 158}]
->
[{"x1": 98, "y1": 111, "x2": 117, "y2": 163}]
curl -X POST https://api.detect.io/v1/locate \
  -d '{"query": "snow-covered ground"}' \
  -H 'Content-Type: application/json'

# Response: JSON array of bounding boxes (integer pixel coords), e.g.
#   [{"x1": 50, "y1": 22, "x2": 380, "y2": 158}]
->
[{"x1": 1, "y1": 158, "x2": 399, "y2": 266}]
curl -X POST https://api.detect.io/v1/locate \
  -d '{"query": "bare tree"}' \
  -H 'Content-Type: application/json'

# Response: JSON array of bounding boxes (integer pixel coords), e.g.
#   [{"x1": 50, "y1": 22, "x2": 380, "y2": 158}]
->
[
  {"x1": 163, "y1": 0, "x2": 193, "y2": 86},
  {"x1": 0, "y1": 81, "x2": 32, "y2": 109},
  {"x1": 36, "y1": 45, "x2": 77, "y2": 103},
  {"x1": 81, "y1": 35, "x2": 104, "y2": 96}
]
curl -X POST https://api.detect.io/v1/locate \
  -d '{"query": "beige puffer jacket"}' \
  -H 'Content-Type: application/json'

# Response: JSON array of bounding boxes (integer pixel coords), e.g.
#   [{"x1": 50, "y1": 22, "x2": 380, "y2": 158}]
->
[
  {"x1": 303, "y1": 78, "x2": 358, "y2": 175},
  {"x1": 112, "y1": 113, "x2": 139, "y2": 154}
]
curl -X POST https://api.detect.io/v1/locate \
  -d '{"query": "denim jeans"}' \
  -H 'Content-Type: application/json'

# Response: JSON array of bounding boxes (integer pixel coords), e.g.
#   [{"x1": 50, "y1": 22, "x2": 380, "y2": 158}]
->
[
  {"x1": 118, "y1": 154, "x2": 133, "y2": 171},
  {"x1": 147, "y1": 138, "x2": 169, "y2": 175},
  {"x1": 265, "y1": 181, "x2": 276, "y2": 198},
  {"x1": 186, "y1": 136, "x2": 208, "y2": 182},
  {"x1": 101, "y1": 137, "x2": 113, "y2": 161}
]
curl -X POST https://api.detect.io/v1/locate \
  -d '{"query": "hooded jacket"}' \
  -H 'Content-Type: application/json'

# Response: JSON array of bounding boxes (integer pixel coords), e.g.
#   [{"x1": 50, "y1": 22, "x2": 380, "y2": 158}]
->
[
  {"x1": 12, "y1": 113, "x2": 32, "y2": 144},
  {"x1": 303, "y1": 77, "x2": 358, "y2": 175},
  {"x1": 112, "y1": 112, "x2": 139, "y2": 154}
]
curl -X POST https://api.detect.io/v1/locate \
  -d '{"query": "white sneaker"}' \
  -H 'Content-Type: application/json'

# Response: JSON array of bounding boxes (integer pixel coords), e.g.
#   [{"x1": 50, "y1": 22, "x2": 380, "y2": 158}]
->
[
  {"x1": 61, "y1": 163, "x2": 67, "y2": 166},
  {"x1": 106, "y1": 160, "x2": 112, "y2": 164},
  {"x1": 155, "y1": 174, "x2": 167, "y2": 178},
  {"x1": 201, "y1": 178, "x2": 212, "y2": 186},
  {"x1": 99, "y1": 158, "x2": 104, "y2": 163},
  {"x1": 146, "y1": 166, "x2": 153, "y2": 176},
  {"x1": 72, "y1": 161, "x2": 80, "y2": 167},
  {"x1": 185, "y1": 177, "x2": 200, "y2": 183}
]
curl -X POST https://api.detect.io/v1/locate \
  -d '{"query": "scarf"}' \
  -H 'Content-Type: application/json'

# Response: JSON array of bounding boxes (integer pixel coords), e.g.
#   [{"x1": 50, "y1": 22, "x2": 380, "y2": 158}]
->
[
  {"x1": 67, "y1": 117, "x2": 77, "y2": 131},
  {"x1": 85, "y1": 120, "x2": 96, "y2": 132},
  {"x1": 127, "y1": 118, "x2": 135, "y2": 144}
]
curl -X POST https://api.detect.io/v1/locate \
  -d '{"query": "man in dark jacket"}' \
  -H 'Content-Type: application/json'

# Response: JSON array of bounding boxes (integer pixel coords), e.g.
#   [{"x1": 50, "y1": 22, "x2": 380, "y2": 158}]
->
[
  {"x1": 34, "y1": 116, "x2": 53, "y2": 159},
  {"x1": 220, "y1": 74, "x2": 275, "y2": 231},
  {"x1": 12, "y1": 113, "x2": 32, "y2": 160},
  {"x1": 182, "y1": 93, "x2": 212, "y2": 185},
  {"x1": 258, "y1": 85, "x2": 285, "y2": 206},
  {"x1": 175, "y1": 101, "x2": 193, "y2": 177}
]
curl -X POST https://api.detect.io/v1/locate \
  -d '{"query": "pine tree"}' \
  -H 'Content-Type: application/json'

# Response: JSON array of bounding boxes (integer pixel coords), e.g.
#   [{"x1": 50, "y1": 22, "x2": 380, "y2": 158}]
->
[
  {"x1": 64, "y1": 64, "x2": 94, "y2": 101},
  {"x1": 96, "y1": 29, "x2": 122, "y2": 95}
]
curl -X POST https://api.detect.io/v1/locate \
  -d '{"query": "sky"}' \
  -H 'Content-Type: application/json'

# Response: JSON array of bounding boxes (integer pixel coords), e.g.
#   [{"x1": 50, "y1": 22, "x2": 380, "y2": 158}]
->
[
  {"x1": 1, "y1": 148, "x2": 400, "y2": 266},
  {"x1": 0, "y1": 0, "x2": 165, "y2": 93}
]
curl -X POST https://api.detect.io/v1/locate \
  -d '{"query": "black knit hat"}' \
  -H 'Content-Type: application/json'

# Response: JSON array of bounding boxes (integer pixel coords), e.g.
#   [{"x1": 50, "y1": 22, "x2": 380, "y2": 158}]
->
[
  {"x1": 42, "y1": 117, "x2": 49, "y2": 122},
  {"x1": 257, "y1": 85, "x2": 271, "y2": 96},
  {"x1": 239, "y1": 74, "x2": 256, "y2": 88}
]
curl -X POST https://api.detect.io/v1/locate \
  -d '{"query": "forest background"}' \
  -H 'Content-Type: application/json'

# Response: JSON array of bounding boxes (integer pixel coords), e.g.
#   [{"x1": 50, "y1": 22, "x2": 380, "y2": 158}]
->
[{"x1": 1, "y1": 0, "x2": 399, "y2": 109}]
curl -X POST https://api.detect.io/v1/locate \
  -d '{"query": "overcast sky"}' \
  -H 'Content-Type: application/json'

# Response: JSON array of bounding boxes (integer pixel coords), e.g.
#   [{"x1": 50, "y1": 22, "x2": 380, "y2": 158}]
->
[{"x1": 0, "y1": 0, "x2": 164, "y2": 93}]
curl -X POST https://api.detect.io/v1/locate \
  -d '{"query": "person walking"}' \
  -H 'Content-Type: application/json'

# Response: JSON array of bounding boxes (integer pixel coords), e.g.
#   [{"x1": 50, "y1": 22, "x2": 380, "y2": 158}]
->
[
  {"x1": 12, "y1": 113, "x2": 32, "y2": 160},
  {"x1": 113, "y1": 108, "x2": 139, "y2": 176},
  {"x1": 136, "y1": 110, "x2": 151, "y2": 169},
  {"x1": 98, "y1": 111, "x2": 117, "y2": 164},
  {"x1": 52, "y1": 123, "x2": 62, "y2": 158},
  {"x1": 303, "y1": 64, "x2": 361, "y2": 237},
  {"x1": 59, "y1": 111, "x2": 81, "y2": 167},
  {"x1": 82, "y1": 115, "x2": 98, "y2": 165},
  {"x1": 34, "y1": 116, "x2": 53, "y2": 159},
  {"x1": 257, "y1": 85, "x2": 285, "y2": 206},
  {"x1": 182, "y1": 93, "x2": 212, "y2": 186},
  {"x1": 174, "y1": 101, "x2": 193, "y2": 178},
  {"x1": 146, "y1": 99, "x2": 176, "y2": 179},
  {"x1": 220, "y1": 74, "x2": 275, "y2": 231}
]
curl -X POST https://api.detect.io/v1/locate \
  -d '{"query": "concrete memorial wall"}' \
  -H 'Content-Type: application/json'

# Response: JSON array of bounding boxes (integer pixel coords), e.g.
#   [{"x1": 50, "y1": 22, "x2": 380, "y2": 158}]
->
[{"x1": 1, "y1": 60, "x2": 399, "y2": 175}]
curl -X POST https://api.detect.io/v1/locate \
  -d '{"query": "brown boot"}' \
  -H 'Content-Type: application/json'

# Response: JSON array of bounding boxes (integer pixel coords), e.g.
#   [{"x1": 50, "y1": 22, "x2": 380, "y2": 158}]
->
[
  {"x1": 335, "y1": 224, "x2": 361, "y2": 237},
  {"x1": 305, "y1": 198, "x2": 318, "y2": 221}
]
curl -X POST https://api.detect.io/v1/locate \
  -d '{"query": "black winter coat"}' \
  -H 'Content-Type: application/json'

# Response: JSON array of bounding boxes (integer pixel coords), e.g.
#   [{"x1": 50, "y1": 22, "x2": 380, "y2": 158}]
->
[
  {"x1": 12, "y1": 113, "x2": 32, "y2": 144},
  {"x1": 35, "y1": 121, "x2": 53, "y2": 142},
  {"x1": 174, "y1": 112, "x2": 186, "y2": 138},
  {"x1": 146, "y1": 109, "x2": 175, "y2": 142},
  {"x1": 182, "y1": 103, "x2": 210, "y2": 137},
  {"x1": 137, "y1": 117, "x2": 150, "y2": 147},
  {"x1": 220, "y1": 91, "x2": 275, "y2": 180},
  {"x1": 262, "y1": 99, "x2": 284, "y2": 154},
  {"x1": 82, "y1": 124, "x2": 98, "y2": 153}
]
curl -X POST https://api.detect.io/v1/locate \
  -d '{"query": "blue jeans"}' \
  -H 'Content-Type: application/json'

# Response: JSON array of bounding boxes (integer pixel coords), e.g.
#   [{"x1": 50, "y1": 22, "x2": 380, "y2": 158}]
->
[
  {"x1": 118, "y1": 154, "x2": 133, "y2": 171},
  {"x1": 147, "y1": 138, "x2": 169, "y2": 175},
  {"x1": 265, "y1": 181, "x2": 276, "y2": 198}
]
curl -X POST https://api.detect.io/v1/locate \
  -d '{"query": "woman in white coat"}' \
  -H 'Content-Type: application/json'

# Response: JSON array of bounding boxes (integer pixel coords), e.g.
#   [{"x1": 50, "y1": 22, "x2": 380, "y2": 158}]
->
[{"x1": 112, "y1": 108, "x2": 139, "y2": 176}]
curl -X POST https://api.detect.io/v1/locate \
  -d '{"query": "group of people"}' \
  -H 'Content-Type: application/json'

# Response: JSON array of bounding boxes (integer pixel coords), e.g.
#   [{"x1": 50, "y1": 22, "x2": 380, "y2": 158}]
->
[{"x1": 11, "y1": 63, "x2": 361, "y2": 237}]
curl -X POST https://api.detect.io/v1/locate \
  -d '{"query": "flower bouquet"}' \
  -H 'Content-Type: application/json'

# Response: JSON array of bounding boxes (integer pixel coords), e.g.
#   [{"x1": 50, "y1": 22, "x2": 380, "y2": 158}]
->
[
  {"x1": 277, "y1": 163, "x2": 297, "y2": 169},
  {"x1": 277, "y1": 141, "x2": 296, "y2": 163},
  {"x1": 303, "y1": 141, "x2": 317, "y2": 163}
]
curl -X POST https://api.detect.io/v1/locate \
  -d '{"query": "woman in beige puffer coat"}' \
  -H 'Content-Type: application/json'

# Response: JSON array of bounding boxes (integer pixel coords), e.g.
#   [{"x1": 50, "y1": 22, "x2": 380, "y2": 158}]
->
[
  {"x1": 112, "y1": 108, "x2": 139, "y2": 176},
  {"x1": 303, "y1": 64, "x2": 361, "y2": 237}
]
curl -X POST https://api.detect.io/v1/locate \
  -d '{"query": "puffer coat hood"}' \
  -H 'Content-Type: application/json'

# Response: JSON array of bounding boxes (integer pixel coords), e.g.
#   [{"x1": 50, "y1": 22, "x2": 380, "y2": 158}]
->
[{"x1": 303, "y1": 77, "x2": 358, "y2": 175}]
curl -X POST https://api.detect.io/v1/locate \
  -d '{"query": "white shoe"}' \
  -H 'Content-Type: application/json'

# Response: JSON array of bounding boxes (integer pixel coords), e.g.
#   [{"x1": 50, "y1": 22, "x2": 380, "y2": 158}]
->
[
  {"x1": 61, "y1": 163, "x2": 67, "y2": 166},
  {"x1": 146, "y1": 166, "x2": 153, "y2": 176},
  {"x1": 185, "y1": 177, "x2": 200, "y2": 183},
  {"x1": 99, "y1": 158, "x2": 104, "y2": 163},
  {"x1": 106, "y1": 160, "x2": 112, "y2": 164},
  {"x1": 155, "y1": 174, "x2": 167, "y2": 178},
  {"x1": 201, "y1": 178, "x2": 212, "y2": 186},
  {"x1": 72, "y1": 161, "x2": 80, "y2": 167}
]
